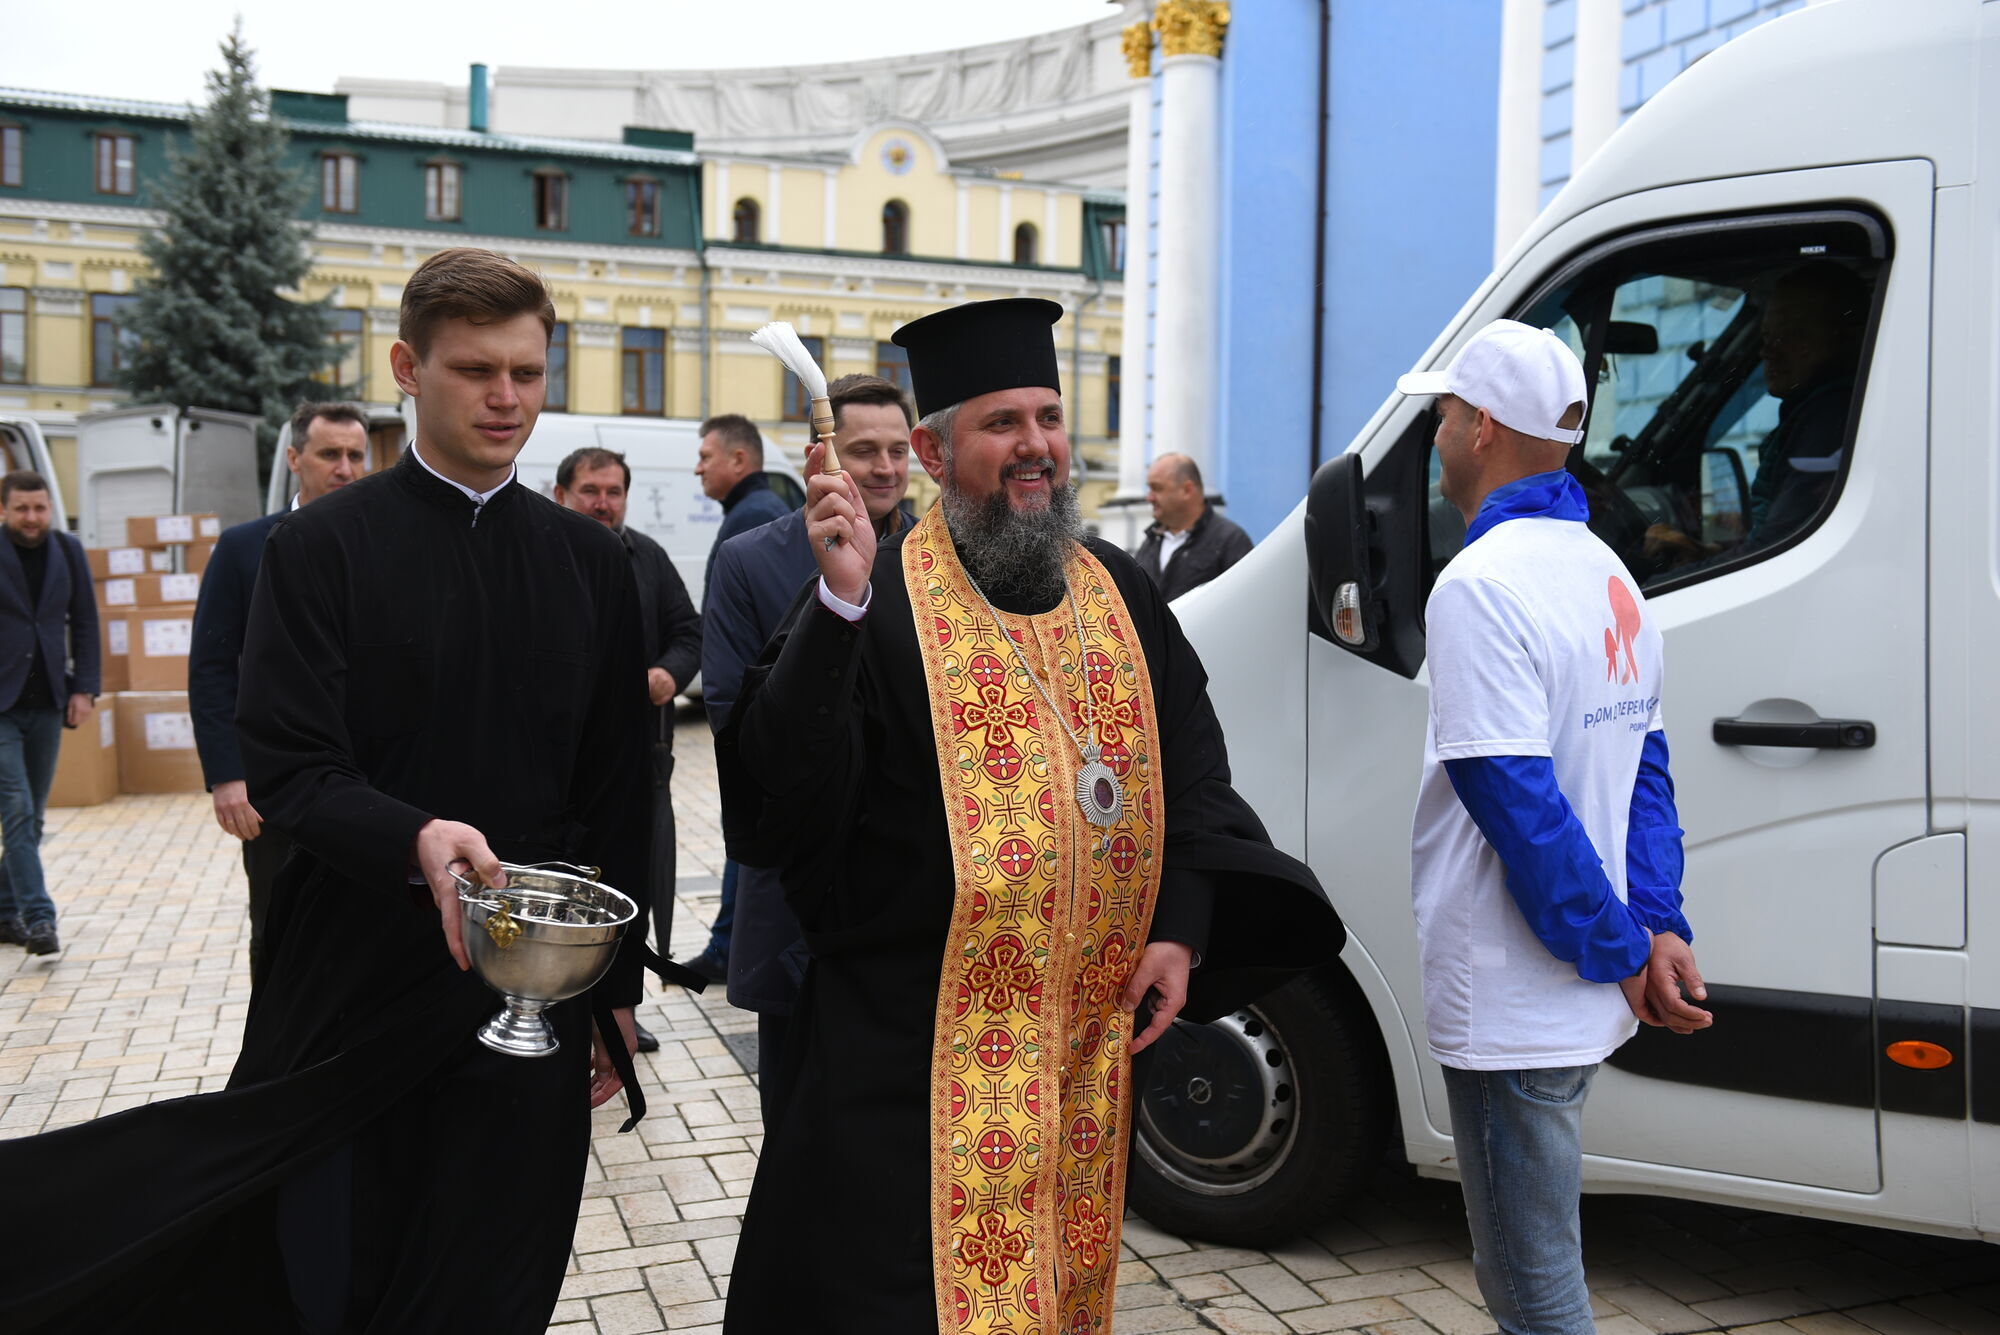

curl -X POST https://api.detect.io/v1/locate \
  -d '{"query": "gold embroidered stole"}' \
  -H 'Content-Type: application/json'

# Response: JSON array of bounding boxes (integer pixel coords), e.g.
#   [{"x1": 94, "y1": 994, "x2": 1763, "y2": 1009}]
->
[{"x1": 904, "y1": 508, "x2": 1165, "y2": 1335}]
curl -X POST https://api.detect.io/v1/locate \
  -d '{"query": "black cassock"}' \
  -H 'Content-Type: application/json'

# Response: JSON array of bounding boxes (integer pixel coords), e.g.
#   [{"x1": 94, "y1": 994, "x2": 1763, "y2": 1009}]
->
[
  {"x1": 716, "y1": 529, "x2": 1342, "y2": 1334},
  {"x1": 0, "y1": 453, "x2": 653, "y2": 1333}
]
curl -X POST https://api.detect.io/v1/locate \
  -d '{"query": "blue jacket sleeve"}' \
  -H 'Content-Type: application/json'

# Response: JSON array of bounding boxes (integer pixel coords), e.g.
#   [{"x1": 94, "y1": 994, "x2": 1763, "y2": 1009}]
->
[
  {"x1": 1624, "y1": 729, "x2": 1692, "y2": 941},
  {"x1": 1442, "y1": 754, "x2": 1653, "y2": 983}
]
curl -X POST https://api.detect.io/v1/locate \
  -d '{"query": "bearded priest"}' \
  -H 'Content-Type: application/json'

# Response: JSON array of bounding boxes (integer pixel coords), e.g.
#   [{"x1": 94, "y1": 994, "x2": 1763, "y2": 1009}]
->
[{"x1": 717, "y1": 298, "x2": 1343, "y2": 1335}]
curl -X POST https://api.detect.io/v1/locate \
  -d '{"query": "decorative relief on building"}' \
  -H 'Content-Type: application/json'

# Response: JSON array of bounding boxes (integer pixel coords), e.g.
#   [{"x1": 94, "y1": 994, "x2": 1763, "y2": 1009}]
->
[
  {"x1": 1153, "y1": 1, "x2": 1229, "y2": 59},
  {"x1": 1122, "y1": 22, "x2": 1154, "y2": 79},
  {"x1": 633, "y1": 26, "x2": 1099, "y2": 142}
]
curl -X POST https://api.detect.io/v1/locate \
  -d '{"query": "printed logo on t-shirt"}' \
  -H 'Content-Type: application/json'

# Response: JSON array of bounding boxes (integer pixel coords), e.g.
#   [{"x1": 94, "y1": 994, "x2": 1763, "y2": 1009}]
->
[{"x1": 1603, "y1": 576, "x2": 1641, "y2": 684}]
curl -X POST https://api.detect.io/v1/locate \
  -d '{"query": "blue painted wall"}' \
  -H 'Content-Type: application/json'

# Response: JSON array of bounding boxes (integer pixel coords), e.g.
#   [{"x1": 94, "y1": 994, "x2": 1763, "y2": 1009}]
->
[
  {"x1": 1317, "y1": 3, "x2": 1502, "y2": 527},
  {"x1": 1208, "y1": 1, "x2": 1502, "y2": 541}
]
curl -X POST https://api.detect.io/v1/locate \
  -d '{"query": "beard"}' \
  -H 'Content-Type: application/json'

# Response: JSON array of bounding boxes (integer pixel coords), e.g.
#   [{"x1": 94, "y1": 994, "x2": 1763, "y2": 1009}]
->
[{"x1": 940, "y1": 458, "x2": 1083, "y2": 609}]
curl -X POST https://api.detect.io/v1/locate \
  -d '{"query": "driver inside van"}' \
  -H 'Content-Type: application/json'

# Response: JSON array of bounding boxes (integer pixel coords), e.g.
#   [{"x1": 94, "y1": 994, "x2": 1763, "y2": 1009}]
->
[{"x1": 1645, "y1": 259, "x2": 1870, "y2": 567}]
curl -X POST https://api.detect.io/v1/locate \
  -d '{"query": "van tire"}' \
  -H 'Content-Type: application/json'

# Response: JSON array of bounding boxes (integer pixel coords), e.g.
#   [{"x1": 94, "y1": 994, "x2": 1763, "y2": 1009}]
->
[{"x1": 1125, "y1": 968, "x2": 1388, "y2": 1248}]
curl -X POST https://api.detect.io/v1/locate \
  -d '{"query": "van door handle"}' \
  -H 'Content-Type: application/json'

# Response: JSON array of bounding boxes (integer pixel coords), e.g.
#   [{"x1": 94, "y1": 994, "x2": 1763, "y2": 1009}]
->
[{"x1": 1712, "y1": 718, "x2": 1876, "y2": 749}]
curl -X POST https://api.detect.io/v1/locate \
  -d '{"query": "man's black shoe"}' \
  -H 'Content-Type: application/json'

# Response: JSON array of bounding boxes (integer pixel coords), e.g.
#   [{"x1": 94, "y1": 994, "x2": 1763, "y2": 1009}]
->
[
  {"x1": 0, "y1": 917, "x2": 23, "y2": 946},
  {"x1": 685, "y1": 948, "x2": 727, "y2": 984},
  {"x1": 634, "y1": 1024, "x2": 660, "y2": 1054},
  {"x1": 22, "y1": 924, "x2": 59, "y2": 956}
]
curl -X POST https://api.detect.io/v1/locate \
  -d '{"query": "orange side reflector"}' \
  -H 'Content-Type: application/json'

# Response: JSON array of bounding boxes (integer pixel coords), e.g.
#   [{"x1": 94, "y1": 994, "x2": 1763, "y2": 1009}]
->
[{"x1": 1886, "y1": 1040, "x2": 1953, "y2": 1070}]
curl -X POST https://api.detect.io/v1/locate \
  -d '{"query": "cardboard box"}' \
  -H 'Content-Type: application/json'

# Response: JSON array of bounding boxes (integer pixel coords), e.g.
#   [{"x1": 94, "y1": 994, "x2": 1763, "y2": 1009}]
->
[
  {"x1": 132, "y1": 573, "x2": 201, "y2": 607},
  {"x1": 96, "y1": 576, "x2": 138, "y2": 612},
  {"x1": 126, "y1": 514, "x2": 221, "y2": 548},
  {"x1": 99, "y1": 614, "x2": 129, "y2": 693},
  {"x1": 123, "y1": 602, "x2": 196, "y2": 692},
  {"x1": 49, "y1": 702, "x2": 119, "y2": 807},
  {"x1": 86, "y1": 546, "x2": 150, "y2": 580},
  {"x1": 114, "y1": 691, "x2": 203, "y2": 794},
  {"x1": 186, "y1": 541, "x2": 216, "y2": 575}
]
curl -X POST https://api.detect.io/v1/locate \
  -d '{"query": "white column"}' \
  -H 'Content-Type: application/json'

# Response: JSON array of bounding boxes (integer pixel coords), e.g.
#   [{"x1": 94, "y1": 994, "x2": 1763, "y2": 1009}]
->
[
  {"x1": 766, "y1": 164, "x2": 783, "y2": 244},
  {"x1": 1493, "y1": 0, "x2": 1542, "y2": 266},
  {"x1": 1114, "y1": 74, "x2": 1153, "y2": 504},
  {"x1": 1570, "y1": 0, "x2": 1623, "y2": 177},
  {"x1": 1152, "y1": 49, "x2": 1221, "y2": 482}
]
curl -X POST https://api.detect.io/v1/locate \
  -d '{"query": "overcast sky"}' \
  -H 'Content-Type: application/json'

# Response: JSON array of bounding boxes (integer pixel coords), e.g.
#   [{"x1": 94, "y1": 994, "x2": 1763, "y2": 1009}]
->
[{"x1": 5, "y1": 0, "x2": 1119, "y2": 107}]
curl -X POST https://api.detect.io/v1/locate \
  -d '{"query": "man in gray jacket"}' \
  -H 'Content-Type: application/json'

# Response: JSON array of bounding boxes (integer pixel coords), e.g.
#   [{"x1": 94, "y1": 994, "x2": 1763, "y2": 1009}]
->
[{"x1": 0, "y1": 471, "x2": 98, "y2": 956}]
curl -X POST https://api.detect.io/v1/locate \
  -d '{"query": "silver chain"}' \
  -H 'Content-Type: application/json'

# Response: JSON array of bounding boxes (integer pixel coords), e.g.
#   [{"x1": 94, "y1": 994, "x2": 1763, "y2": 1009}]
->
[{"x1": 964, "y1": 570, "x2": 1099, "y2": 761}]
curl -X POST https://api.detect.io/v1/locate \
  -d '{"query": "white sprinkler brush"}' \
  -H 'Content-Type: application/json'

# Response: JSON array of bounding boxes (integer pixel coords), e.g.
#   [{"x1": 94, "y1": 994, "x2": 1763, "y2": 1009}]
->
[{"x1": 750, "y1": 322, "x2": 839, "y2": 473}]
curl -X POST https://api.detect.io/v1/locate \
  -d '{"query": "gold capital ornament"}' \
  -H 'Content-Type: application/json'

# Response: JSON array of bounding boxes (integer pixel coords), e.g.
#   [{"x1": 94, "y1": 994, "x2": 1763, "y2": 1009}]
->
[
  {"x1": 1153, "y1": 0, "x2": 1230, "y2": 60},
  {"x1": 1121, "y1": 21, "x2": 1153, "y2": 79}
]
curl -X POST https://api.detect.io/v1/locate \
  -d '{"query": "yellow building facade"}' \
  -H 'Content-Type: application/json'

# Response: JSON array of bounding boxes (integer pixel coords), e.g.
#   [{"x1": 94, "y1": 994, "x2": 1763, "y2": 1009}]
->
[{"x1": 0, "y1": 91, "x2": 1128, "y2": 522}]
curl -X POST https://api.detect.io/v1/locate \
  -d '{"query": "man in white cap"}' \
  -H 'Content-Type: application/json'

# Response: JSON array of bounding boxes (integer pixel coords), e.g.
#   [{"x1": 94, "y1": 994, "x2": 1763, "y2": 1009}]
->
[{"x1": 1398, "y1": 319, "x2": 1712, "y2": 1334}]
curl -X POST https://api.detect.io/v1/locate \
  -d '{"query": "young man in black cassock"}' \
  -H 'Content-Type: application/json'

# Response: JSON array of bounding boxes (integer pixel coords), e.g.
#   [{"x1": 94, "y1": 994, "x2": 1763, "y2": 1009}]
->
[
  {"x1": 0, "y1": 248, "x2": 660, "y2": 1334},
  {"x1": 717, "y1": 299, "x2": 1343, "y2": 1335}
]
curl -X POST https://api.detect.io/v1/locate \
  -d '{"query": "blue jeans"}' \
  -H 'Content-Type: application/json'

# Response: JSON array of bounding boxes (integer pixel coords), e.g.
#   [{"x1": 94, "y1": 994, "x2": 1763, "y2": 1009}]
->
[
  {"x1": 0, "y1": 706, "x2": 64, "y2": 929},
  {"x1": 1441, "y1": 1063, "x2": 1598, "y2": 1335}
]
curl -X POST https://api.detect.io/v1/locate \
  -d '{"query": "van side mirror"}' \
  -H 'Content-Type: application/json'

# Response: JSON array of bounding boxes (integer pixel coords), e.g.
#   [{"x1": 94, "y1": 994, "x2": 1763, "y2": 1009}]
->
[
  {"x1": 1302, "y1": 422, "x2": 1432, "y2": 679},
  {"x1": 1305, "y1": 453, "x2": 1378, "y2": 651}
]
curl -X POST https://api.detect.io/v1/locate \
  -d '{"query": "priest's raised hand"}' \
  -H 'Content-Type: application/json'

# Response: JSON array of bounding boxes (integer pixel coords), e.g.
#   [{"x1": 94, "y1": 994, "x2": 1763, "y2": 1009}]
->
[{"x1": 803, "y1": 441, "x2": 875, "y2": 605}]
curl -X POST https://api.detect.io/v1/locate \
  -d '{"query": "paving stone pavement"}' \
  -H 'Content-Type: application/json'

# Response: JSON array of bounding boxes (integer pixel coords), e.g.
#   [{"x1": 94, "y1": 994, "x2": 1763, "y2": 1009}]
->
[{"x1": 1, "y1": 711, "x2": 1995, "y2": 1335}]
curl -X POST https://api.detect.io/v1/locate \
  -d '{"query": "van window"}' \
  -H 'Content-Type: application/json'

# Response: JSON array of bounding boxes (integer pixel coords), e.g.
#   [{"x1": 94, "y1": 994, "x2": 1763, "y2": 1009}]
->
[{"x1": 1427, "y1": 214, "x2": 1886, "y2": 593}]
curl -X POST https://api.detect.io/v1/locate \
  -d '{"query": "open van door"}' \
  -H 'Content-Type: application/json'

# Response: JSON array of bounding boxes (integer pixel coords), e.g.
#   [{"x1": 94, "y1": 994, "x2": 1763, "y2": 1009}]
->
[{"x1": 76, "y1": 404, "x2": 261, "y2": 545}]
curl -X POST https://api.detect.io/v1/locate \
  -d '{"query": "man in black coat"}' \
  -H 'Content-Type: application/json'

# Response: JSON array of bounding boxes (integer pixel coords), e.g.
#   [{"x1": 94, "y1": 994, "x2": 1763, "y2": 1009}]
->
[
  {"x1": 0, "y1": 470, "x2": 97, "y2": 957},
  {"x1": 555, "y1": 444, "x2": 702, "y2": 1054},
  {"x1": 189, "y1": 400, "x2": 368, "y2": 984},
  {"x1": 1133, "y1": 452, "x2": 1254, "y2": 599}
]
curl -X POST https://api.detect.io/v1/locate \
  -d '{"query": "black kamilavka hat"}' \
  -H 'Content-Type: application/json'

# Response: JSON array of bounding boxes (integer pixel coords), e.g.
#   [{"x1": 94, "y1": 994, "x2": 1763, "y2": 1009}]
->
[{"x1": 891, "y1": 297, "x2": 1064, "y2": 418}]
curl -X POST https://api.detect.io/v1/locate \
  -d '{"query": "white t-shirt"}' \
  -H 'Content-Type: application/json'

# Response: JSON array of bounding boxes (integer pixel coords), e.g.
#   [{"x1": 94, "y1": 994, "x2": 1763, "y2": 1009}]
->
[{"x1": 1410, "y1": 515, "x2": 1663, "y2": 1070}]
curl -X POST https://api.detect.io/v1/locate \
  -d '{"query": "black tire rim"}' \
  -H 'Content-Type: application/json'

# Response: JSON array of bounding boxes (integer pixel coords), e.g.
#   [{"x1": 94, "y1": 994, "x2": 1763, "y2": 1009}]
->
[{"x1": 1133, "y1": 1006, "x2": 1297, "y2": 1196}]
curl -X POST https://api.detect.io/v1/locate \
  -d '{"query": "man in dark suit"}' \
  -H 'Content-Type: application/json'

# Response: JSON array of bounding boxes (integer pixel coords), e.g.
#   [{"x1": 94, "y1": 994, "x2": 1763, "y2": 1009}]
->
[
  {"x1": 0, "y1": 470, "x2": 98, "y2": 956},
  {"x1": 189, "y1": 402, "x2": 367, "y2": 981},
  {"x1": 699, "y1": 372, "x2": 912, "y2": 1122},
  {"x1": 553, "y1": 444, "x2": 701, "y2": 1055},
  {"x1": 1133, "y1": 452, "x2": 1254, "y2": 600}
]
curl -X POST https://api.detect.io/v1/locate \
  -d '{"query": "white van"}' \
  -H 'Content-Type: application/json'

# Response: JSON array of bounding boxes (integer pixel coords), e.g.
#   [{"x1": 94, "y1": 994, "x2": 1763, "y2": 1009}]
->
[
  {"x1": 1135, "y1": 0, "x2": 1999, "y2": 1248},
  {"x1": 75, "y1": 404, "x2": 261, "y2": 547},
  {"x1": 269, "y1": 408, "x2": 804, "y2": 614}
]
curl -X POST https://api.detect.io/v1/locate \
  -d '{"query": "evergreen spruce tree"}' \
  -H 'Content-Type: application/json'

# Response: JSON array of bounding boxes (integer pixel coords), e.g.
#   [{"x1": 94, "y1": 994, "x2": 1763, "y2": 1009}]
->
[{"x1": 120, "y1": 24, "x2": 348, "y2": 459}]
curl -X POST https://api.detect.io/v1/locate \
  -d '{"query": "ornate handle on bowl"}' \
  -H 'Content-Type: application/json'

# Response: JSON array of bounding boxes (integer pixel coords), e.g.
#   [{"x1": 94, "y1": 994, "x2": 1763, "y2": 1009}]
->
[{"x1": 450, "y1": 866, "x2": 523, "y2": 950}]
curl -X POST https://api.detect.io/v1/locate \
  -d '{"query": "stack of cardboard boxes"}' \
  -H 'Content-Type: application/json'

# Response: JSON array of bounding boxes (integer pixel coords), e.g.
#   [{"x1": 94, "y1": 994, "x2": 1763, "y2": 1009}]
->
[{"x1": 50, "y1": 512, "x2": 223, "y2": 805}]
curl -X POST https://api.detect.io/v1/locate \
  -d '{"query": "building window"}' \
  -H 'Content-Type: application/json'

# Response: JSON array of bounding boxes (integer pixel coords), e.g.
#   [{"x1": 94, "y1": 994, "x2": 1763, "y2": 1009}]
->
[
  {"x1": 1, "y1": 125, "x2": 21, "y2": 188},
  {"x1": 1107, "y1": 354, "x2": 1120, "y2": 437},
  {"x1": 1013, "y1": 222, "x2": 1039, "y2": 266},
  {"x1": 626, "y1": 179, "x2": 661, "y2": 237},
  {"x1": 90, "y1": 293, "x2": 137, "y2": 386},
  {"x1": 1098, "y1": 218, "x2": 1126, "y2": 274},
  {"x1": 547, "y1": 321, "x2": 570, "y2": 413},
  {"x1": 534, "y1": 171, "x2": 569, "y2": 231},
  {"x1": 733, "y1": 197, "x2": 761, "y2": 244},
  {"x1": 321, "y1": 307, "x2": 363, "y2": 389},
  {"x1": 0, "y1": 289, "x2": 25, "y2": 384},
  {"x1": 94, "y1": 133, "x2": 135, "y2": 195},
  {"x1": 882, "y1": 199, "x2": 909, "y2": 255},
  {"x1": 424, "y1": 161, "x2": 462, "y2": 222},
  {"x1": 782, "y1": 334, "x2": 826, "y2": 421},
  {"x1": 320, "y1": 153, "x2": 359, "y2": 213},
  {"x1": 621, "y1": 327, "x2": 664, "y2": 415},
  {"x1": 876, "y1": 340, "x2": 912, "y2": 398}
]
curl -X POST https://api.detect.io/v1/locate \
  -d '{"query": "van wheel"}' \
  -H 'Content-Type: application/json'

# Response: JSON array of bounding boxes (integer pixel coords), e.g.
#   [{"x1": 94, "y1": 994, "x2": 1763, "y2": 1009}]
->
[{"x1": 1126, "y1": 969, "x2": 1387, "y2": 1248}]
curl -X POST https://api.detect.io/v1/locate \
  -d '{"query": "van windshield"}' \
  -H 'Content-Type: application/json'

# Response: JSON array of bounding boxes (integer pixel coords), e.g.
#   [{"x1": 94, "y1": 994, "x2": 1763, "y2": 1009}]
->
[{"x1": 1427, "y1": 221, "x2": 1884, "y2": 593}]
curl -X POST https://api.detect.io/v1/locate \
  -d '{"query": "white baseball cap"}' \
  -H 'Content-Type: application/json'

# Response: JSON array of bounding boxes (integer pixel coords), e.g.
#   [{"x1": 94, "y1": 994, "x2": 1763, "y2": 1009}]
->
[{"x1": 1396, "y1": 319, "x2": 1588, "y2": 445}]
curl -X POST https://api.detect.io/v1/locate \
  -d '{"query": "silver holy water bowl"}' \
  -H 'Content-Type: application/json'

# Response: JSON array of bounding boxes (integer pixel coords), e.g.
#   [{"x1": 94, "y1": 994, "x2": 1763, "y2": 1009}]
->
[{"x1": 453, "y1": 861, "x2": 637, "y2": 1057}]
